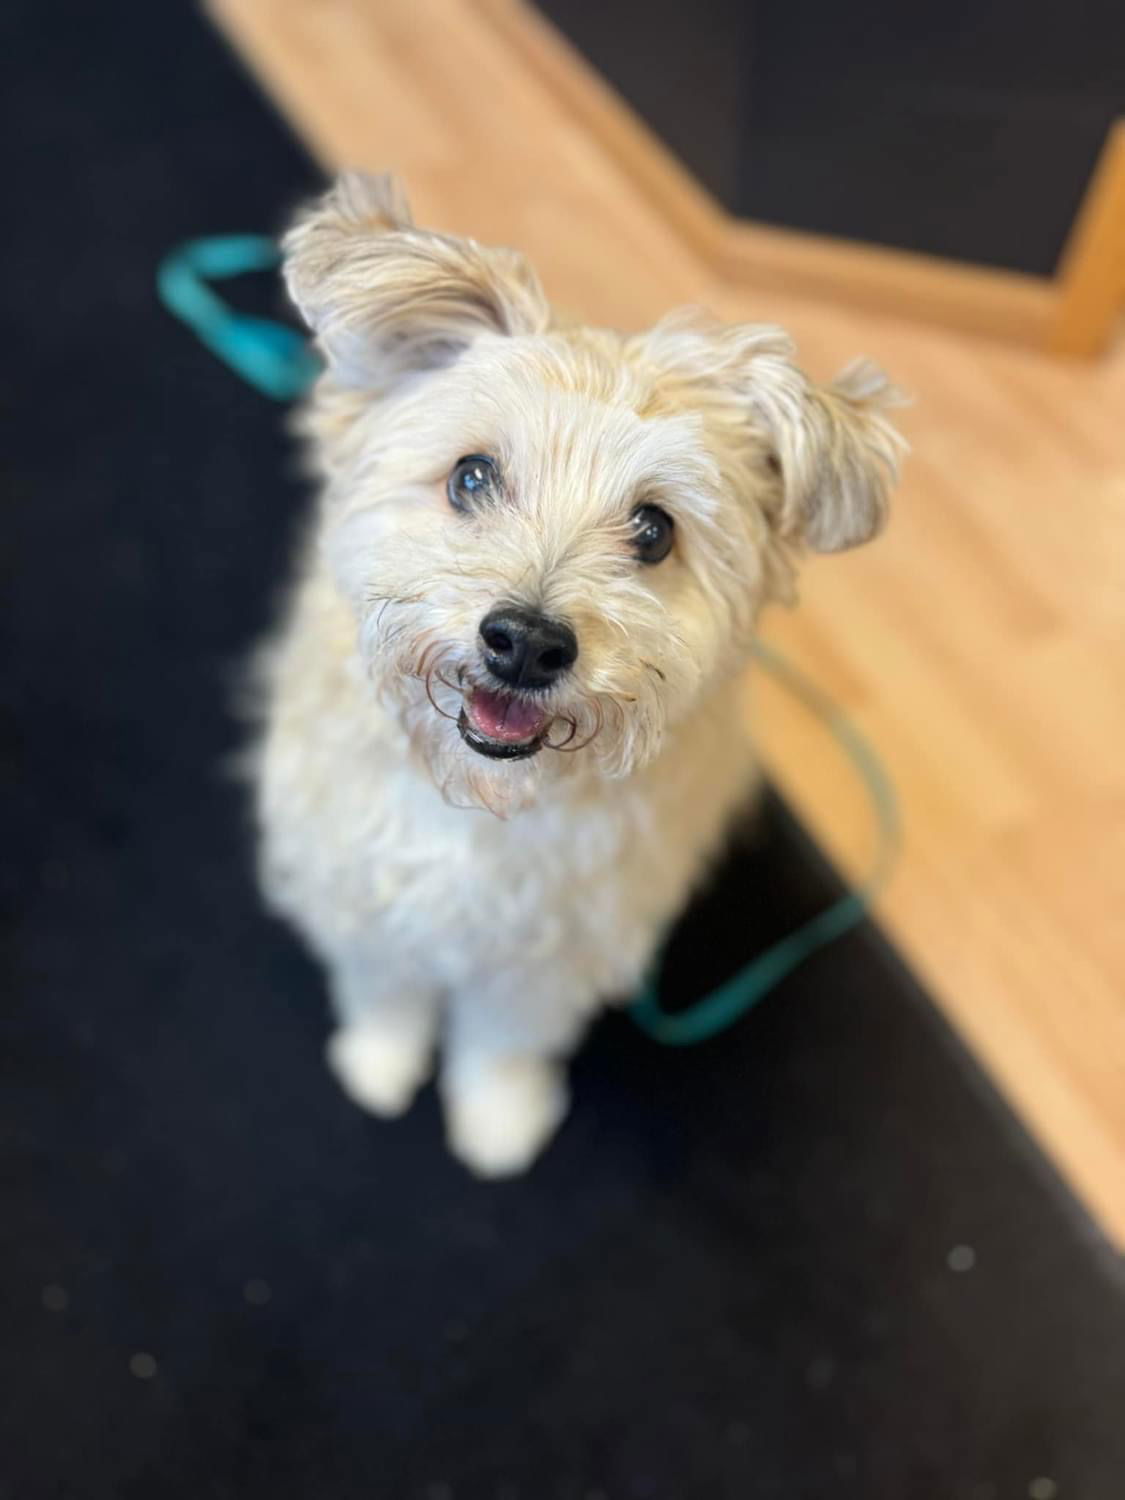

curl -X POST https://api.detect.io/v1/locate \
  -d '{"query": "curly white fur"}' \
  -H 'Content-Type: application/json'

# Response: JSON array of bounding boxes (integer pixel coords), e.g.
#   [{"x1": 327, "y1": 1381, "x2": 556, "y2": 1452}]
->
[{"x1": 250, "y1": 173, "x2": 904, "y2": 1175}]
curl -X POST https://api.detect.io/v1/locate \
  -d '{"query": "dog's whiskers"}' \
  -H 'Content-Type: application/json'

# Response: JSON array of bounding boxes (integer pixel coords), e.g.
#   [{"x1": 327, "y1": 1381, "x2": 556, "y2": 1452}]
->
[
  {"x1": 366, "y1": 591, "x2": 422, "y2": 630},
  {"x1": 423, "y1": 664, "x2": 461, "y2": 723},
  {"x1": 546, "y1": 697, "x2": 605, "y2": 754},
  {"x1": 366, "y1": 591, "x2": 423, "y2": 606},
  {"x1": 544, "y1": 715, "x2": 577, "y2": 751}
]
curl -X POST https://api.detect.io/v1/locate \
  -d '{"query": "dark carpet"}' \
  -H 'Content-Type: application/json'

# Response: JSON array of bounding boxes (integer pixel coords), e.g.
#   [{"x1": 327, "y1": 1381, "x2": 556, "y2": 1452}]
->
[
  {"x1": 536, "y1": 0, "x2": 1125, "y2": 277},
  {"x1": 2, "y1": 4, "x2": 1123, "y2": 1498}
]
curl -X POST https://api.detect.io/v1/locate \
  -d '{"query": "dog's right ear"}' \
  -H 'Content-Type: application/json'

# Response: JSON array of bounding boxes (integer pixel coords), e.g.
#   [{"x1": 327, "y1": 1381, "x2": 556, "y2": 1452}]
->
[
  {"x1": 634, "y1": 313, "x2": 905, "y2": 554},
  {"x1": 282, "y1": 171, "x2": 550, "y2": 388}
]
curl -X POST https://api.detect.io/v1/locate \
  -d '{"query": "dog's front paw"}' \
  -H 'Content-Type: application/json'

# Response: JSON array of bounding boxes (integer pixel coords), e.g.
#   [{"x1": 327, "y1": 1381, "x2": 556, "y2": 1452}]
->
[
  {"x1": 325, "y1": 1025, "x2": 429, "y2": 1118},
  {"x1": 443, "y1": 1058, "x2": 569, "y2": 1178}
]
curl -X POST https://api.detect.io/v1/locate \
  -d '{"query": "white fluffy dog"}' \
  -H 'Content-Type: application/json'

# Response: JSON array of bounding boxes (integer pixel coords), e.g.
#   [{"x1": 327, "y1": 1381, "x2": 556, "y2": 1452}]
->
[{"x1": 252, "y1": 173, "x2": 903, "y2": 1176}]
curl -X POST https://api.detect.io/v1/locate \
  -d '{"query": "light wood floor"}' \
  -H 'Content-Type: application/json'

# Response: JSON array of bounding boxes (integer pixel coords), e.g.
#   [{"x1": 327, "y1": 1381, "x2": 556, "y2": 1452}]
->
[{"x1": 208, "y1": 0, "x2": 1125, "y2": 1246}]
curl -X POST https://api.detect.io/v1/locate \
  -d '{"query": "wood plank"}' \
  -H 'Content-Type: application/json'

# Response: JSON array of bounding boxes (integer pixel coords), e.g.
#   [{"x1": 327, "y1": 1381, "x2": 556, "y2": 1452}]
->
[
  {"x1": 720, "y1": 220, "x2": 1056, "y2": 348},
  {"x1": 207, "y1": 0, "x2": 1125, "y2": 1246}
]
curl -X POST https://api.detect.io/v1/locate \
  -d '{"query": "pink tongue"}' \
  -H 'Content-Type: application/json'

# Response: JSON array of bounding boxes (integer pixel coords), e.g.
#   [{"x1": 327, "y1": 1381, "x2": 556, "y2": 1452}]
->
[{"x1": 467, "y1": 687, "x2": 550, "y2": 743}]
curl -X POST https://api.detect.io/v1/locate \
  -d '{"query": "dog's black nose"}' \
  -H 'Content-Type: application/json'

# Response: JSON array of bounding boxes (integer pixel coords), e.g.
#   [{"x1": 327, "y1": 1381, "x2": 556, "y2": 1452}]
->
[{"x1": 479, "y1": 606, "x2": 578, "y2": 690}]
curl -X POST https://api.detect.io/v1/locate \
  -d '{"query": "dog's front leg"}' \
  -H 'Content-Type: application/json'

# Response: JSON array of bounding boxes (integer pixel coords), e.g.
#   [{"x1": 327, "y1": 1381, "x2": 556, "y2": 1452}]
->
[
  {"x1": 440, "y1": 970, "x2": 594, "y2": 1178},
  {"x1": 322, "y1": 939, "x2": 441, "y2": 1119}
]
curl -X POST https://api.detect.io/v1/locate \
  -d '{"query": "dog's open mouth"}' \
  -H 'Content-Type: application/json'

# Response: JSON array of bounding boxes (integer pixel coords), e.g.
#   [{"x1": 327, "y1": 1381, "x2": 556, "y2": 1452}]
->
[{"x1": 458, "y1": 686, "x2": 552, "y2": 761}]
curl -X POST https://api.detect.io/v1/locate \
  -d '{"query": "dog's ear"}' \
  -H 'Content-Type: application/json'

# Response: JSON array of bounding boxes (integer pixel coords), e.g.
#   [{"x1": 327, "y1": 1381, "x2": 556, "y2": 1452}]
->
[
  {"x1": 639, "y1": 317, "x2": 906, "y2": 553},
  {"x1": 748, "y1": 348, "x2": 906, "y2": 552},
  {"x1": 282, "y1": 171, "x2": 550, "y2": 388}
]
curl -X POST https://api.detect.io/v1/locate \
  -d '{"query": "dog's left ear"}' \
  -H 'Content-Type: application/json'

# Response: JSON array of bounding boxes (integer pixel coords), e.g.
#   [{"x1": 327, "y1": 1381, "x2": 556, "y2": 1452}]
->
[
  {"x1": 638, "y1": 318, "x2": 906, "y2": 552},
  {"x1": 283, "y1": 171, "x2": 550, "y2": 388},
  {"x1": 749, "y1": 348, "x2": 907, "y2": 552}
]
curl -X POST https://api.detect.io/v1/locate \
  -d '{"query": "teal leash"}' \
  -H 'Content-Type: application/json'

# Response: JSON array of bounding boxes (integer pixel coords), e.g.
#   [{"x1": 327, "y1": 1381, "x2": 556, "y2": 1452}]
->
[
  {"x1": 630, "y1": 637, "x2": 900, "y2": 1044},
  {"x1": 158, "y1": 235, "x2": 900, "y2": 1045},
  {"x1": 157, "y1": 236, "x2": 321, "y2": 400}
]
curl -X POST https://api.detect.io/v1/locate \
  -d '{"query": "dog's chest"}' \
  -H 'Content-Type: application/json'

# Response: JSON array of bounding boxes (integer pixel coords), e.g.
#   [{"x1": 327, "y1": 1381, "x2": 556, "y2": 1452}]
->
[
  {"x1": 347, "y1": 738, "x2": 750, "y2": 998},
  {"x1": 361, "y1": 762, "x2": 651, "y2": 948}
]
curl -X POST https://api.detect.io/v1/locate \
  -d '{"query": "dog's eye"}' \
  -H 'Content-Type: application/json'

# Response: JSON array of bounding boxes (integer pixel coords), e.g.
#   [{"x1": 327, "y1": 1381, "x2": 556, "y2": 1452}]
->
[
  {"x1": 630, "y1": 504, "x2": 675, "y2": 565},
  {"x1": 448, "y1": 454, "x2": 498, "y2": 513}
]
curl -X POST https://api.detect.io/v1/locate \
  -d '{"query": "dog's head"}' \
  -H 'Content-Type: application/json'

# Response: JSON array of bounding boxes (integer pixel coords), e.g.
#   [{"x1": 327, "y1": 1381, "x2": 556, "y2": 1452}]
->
[{"x1": 283, "y1": 173, "x2": 904, "y2": 815}]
